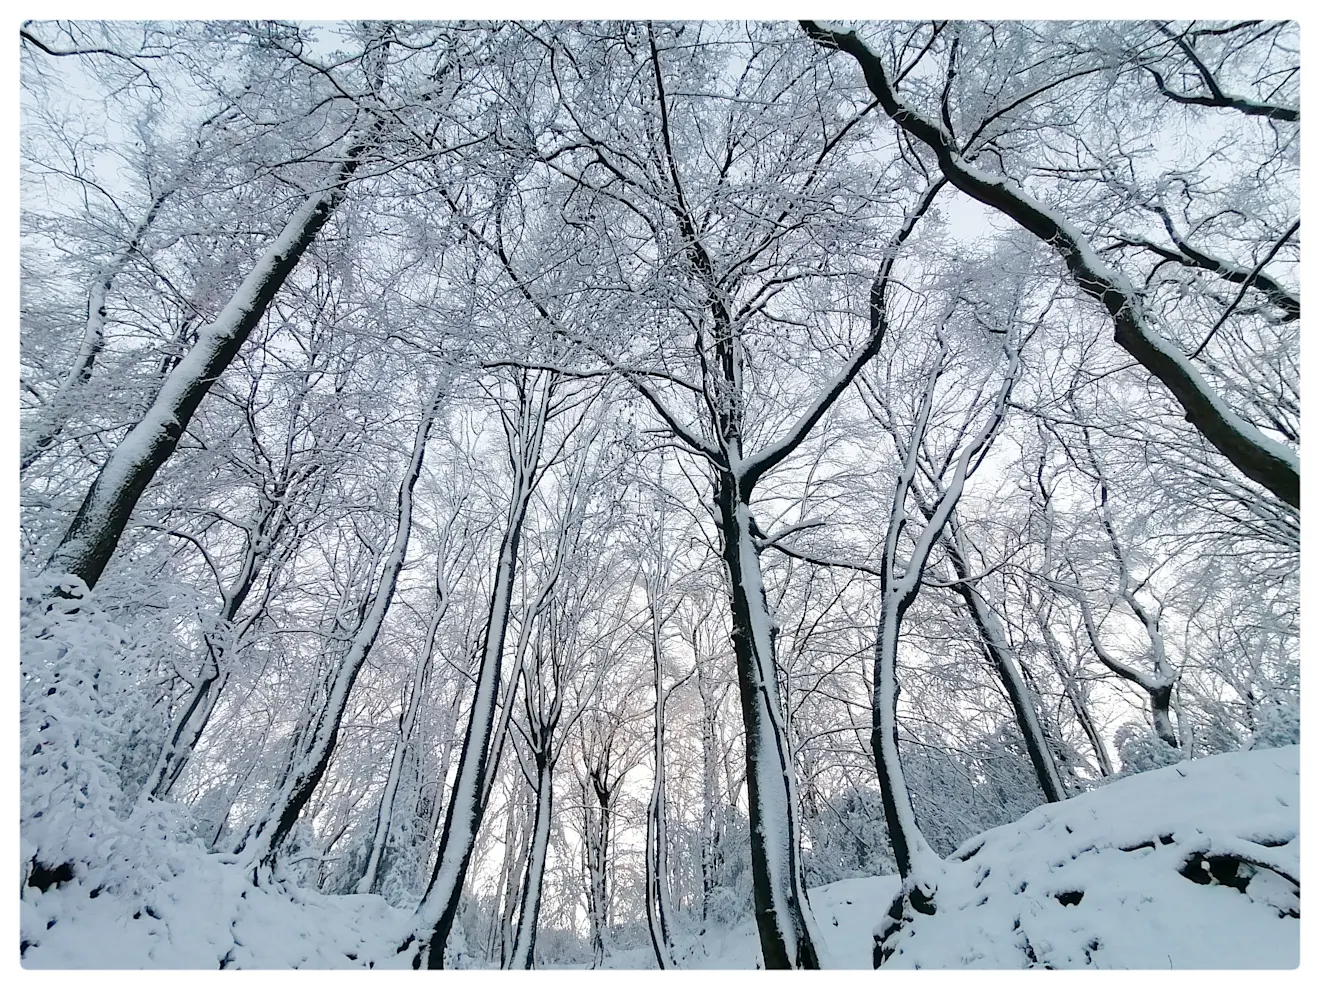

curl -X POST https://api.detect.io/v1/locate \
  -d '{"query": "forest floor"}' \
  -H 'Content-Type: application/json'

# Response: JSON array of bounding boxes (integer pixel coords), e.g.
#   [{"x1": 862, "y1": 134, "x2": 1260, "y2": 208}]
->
[{"x1": 20, "y1": 746, "x2": 1298, "y2": 970}]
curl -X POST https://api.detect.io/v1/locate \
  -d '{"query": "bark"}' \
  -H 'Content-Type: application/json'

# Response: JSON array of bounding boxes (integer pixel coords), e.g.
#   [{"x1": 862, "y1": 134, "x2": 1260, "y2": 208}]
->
[
  {"x1": 411, "y1": 459, "x2": 539, "y2": 967},
  {"x1": 356, "y1": 573, "x2": 449, "y2": 894},
  {"x1": 866, "y1": 328, "x2": 1020, "y2": 890},
  {"x1": 146, "y1": 665, "x2": 230, "y2": 800},
  {"x1": 506, "y1": 752, "x2": 553, "y2": 970},
  {"x1": 1077, "y1": 593, "x2": 1179, "y2": 750},
  {"x1": 871, "y1": 580, "x2": 936, "y2": 884},
  {"x1": 144, "y1": 474, "x2": 302, "y2": 799},
  {"x1": 716, "y1": 474, "x2": 821, "y2": 970},
  {"x1": 413, "y1": 517, "x2": 524, "y2": 967},
  {"x1": 695, "y1": 646, "x2": 720, "y2": 923},
  {"x1": 491, "y1": 791, "x2": 527, "y2": 967},
  {"x1": 644, "y1": 583, "x2": 676, "y2": 968},
  {"x1": 1072, "y1": 436, "x2": 1181, "y2": 751},
  {"x1": 1038, "y1": 611, "x2": 1115, "y2": 778},
  {"x1": 408, "y1": 373, "x2": 563, "y2": 969},
  {"x1": 582, "y1": 777, "x2": 611, "y2": 967},
  {"x1": 937, "y1": 520, "x2": 1067, "y2": 803}
]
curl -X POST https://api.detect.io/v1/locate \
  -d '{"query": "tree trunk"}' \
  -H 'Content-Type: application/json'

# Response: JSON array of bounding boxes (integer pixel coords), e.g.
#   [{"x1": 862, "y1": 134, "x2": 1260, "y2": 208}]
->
[
  {"x1": 802, "y1": 21, "x2": 1299, "y2": 509},
  {"x1": 872, "y1": 581, "x2": 938, "y2": 886},
  {"x1": 716, "y1": 473, "x2": 821, "y2": 970},
  {"x1": 696, "y1": 655, "x2": 719, "y2": 923},
  {"x1": 644, "y1": 585, "x2": 676, "y2": 968},
  {"x1": 583, "y1": 774, "x2": 612, "y2": 968},
  {"x1": 233, "y1": 379, "x2": 443, "y2": 872},
  {"x1": 357, "y1": 579, "x2": 448, "y2": 894},
  {"x1": 506, "y1": 752, "x2": 553, "y2": 970},
  {"x1": 40, "y1": 138, "x2": 373, "y2": 592},
  {"x1": 491, "y1": 789, "x2": 527, "y2": 967},
  {"x1": 939, "y1": 525, "x2": 1066, "y2": 803},
  {"x1": 145, "y1": 663, "x2": 229, "y2": 800},
  {"x1": 21, "y1": 187, "x2": 173, "y2": 475},
  {"x1": 412, "y1": 482, "x2": 533, "y2": 968},
  {"x1": 1040, "y1": 613, "x2": 1115, "y2": 778}
]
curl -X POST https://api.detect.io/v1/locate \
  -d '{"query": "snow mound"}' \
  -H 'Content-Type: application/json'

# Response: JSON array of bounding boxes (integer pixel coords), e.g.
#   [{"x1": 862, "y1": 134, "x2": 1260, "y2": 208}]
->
[
  {"x1": 878, "y1": 746, "x2": 1300, "y2": 969},
  {"x1": 20, "y1": 578, "x2": 414, "y2": 970}
]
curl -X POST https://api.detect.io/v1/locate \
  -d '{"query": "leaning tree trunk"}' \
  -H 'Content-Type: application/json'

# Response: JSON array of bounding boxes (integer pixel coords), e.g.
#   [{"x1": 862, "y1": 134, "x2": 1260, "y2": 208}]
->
[
  {"x1": 715, "y1": 473, "x2": 821, "y2": 970},
  {"x1": 1038, "y1": 610, "x2": 1115, "y2": 777},
  {"x1": 411, "y1": 471, "x2": 536, "y2": 969},
  {"x1": 938, "y1": 521, "x2": 1067, "y2": 803},
  {"x1": 143, "y1": 483, "x2": 297, "y2": 800},
  {"x1": 233, "y1": 380, "x2": 444, "y2": 874},
  {"x1": 802, "y1": 21, "x2": 1299, "y2": 510},
  {"x1": 357, "y1": 575, "x2": 449, "y2": 894},
  {"x1": 21, "y1": 187, "x2": 173, "y2": 475},
  {"x1": 40, "y1": 135, "x2": 374, "y2": 593}
]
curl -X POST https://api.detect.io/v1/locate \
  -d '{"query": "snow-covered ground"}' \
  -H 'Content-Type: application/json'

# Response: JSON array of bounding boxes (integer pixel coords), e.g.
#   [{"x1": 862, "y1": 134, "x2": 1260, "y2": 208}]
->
[
  {"x1": 21, "y1": 745, "x2": 1298, "y2": 969},
  {"x1": 877, "y1": 744, "x2": 1300, "y2": 969},
  {"x1": 683, "y1": 875, "x2": 901, "y2": 969}
]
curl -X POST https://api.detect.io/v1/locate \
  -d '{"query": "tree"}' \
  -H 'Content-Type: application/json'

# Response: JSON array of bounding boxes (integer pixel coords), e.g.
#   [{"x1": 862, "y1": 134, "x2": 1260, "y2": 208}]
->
[
  {"x1": 233, "y1": 372, "x2": 447, "y2": 873},
  {"x1": 803, "y1": 20, "x2": 1298, "y2": 509}
]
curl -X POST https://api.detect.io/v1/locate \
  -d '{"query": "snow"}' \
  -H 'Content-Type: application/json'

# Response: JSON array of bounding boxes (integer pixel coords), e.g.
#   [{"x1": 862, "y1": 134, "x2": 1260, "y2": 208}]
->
[
  {"x1": 22, "y1": 853, "x2": 414, "y2": 970},
  {"x1": 692, "y1": 876, "x2": 902, "y2": 969},
  {"x1": 20, "y1": 745, "x2": 1298, "y2": 969},
  {"x1": 879, "y1": 745, "x2": 1299, "y2": 969},
  {"x1": 20, "y1": 573, "x2": 1299, "y2": 970}
]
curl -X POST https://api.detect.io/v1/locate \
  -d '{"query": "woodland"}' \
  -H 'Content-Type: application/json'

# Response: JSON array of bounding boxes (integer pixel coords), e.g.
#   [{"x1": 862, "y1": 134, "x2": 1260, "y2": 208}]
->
[{"x1": 18, "y1": 19, "x2": 1299, "y2": 969}]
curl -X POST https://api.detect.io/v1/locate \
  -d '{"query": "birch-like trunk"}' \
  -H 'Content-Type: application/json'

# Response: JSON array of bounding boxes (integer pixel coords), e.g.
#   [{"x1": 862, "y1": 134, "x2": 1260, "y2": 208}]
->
[
  {"x1": 867, "y1": 331, "x2": 1020, "y2": 899},
  {"x1": 872, "y1": 583, "x2": 940, "y2": 888},
  {"x1": 490, "y1": 789, "x2": 527, "y2": 967},
  {"x1": 144, "y1": 485, "x2": 296, "y2": 800}
]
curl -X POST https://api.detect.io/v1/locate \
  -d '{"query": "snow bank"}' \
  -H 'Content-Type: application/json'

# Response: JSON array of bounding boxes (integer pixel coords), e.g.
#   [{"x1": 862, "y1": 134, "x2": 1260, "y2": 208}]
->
[{"x1": 878, "y1": 745, "x2": 1299, "y2": 969}]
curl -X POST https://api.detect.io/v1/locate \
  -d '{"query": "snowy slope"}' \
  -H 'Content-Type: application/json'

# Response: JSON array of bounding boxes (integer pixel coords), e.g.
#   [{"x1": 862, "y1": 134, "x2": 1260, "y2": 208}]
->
[
  {"x1": 878, "y1": 745, "x2": 1299, "y2": 969},
  {"x1": 21, "y1": 744, "x2": 1298, "y2": 969},
  {"x1": 21, "y1": 850, "x2": 414, "y2": 970}
]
